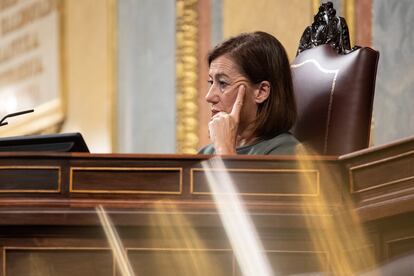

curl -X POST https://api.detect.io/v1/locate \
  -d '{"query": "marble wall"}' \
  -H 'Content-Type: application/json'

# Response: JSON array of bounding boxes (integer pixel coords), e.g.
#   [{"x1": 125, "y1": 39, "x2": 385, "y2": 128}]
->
[
  {"x1": 372, "y1": 0, "x2": 414, "y2": 145},
  {"x1": 117, "y1": 0, "x2": 176, "y2": 153},
  {"x1": 211, "y1": 0, "x2": 223, "y2": 47}
]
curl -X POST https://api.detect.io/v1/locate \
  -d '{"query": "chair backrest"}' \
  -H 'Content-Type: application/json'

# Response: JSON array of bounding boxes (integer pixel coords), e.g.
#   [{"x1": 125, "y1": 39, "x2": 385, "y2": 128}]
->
[{"x1": 290, "y1": 1, "x2": 379, "y2": 155}]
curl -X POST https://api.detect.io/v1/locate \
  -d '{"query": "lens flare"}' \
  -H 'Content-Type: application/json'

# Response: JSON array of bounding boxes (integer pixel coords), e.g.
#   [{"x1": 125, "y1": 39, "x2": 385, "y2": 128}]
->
[
  {"x1": 96, "y1": 205, "x2": 136, "y2": 276},
  {"x1": 201, "y1": 157, "x2": 274, "y2": 276},
  {"x1": 296, "y1": 146, "x2": 376, "y2": 275},
  {"x1": 146, "y1": 201, "x2": 230, "y2": 275}
]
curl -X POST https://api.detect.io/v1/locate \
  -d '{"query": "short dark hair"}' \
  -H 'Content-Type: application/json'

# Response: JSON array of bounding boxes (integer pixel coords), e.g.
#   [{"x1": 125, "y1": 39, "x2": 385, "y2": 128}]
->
[{"x1": 208, "y1": 31, "x2": 297, "y2": 140}]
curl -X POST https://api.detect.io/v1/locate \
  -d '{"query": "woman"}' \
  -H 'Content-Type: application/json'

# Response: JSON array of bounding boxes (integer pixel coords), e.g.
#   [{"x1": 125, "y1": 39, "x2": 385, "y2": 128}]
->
[{"x1": 199, "y1": 31, "x2": 299, "y2": 155}]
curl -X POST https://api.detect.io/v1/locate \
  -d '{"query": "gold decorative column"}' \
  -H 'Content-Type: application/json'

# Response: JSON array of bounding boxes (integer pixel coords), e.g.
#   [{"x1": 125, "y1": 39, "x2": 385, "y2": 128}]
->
[{"x1": 176, "y1": 0, "x2": 199, "y2": 154}]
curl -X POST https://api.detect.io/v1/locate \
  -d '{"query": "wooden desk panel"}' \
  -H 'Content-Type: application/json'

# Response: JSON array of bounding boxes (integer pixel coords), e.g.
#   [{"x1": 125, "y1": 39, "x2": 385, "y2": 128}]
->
[
  {"x1": 340, "y1": 136, "x2": 414, "y2": 221},
  {"x1": 0, "y1": 137, "x2": 413, "y2": 275},
  {"x1": 0, "y1": 166, "x2": 60, "y2": 193}
]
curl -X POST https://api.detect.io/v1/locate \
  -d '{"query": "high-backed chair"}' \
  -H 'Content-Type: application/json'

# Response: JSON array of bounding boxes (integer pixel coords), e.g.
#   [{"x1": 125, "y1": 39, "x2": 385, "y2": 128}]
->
[{"x1": 291, "y1": 2, "x2": 379, "y2": 156}]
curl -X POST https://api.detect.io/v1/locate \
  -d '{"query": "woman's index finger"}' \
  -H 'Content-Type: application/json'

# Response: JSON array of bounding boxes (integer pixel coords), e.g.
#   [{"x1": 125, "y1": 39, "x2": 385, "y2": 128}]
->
[{"x1": 230, "y1": 85, "x2": 246, "y2": 118}]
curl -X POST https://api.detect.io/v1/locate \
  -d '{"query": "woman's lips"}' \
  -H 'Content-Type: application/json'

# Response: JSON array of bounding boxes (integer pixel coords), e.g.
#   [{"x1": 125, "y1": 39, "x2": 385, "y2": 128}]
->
[{"x1": 211, "y1": 110, "x2": 219, "y2": 117}]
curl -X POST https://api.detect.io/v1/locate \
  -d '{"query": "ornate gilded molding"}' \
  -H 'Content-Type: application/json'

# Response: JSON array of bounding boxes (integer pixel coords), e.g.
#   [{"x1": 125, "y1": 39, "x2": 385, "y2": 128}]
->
[{"x1": 176, "y1": 0, "x2": 199, "y2": 154}]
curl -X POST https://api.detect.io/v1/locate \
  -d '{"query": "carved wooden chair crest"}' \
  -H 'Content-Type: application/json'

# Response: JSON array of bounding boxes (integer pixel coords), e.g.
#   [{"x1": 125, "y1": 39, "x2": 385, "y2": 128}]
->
[
  {"x1": 297, "y1": 1, "x2": 358, "y2": 55},
  {"x1": 291, "y1": 1, "x2": 380, "y2": 156}
]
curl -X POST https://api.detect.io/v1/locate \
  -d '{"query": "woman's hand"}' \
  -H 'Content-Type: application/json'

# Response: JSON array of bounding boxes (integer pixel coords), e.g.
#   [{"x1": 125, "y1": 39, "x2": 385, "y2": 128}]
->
[{"x1": 208, "y1": 85, "x2": 245, "y2": 154}]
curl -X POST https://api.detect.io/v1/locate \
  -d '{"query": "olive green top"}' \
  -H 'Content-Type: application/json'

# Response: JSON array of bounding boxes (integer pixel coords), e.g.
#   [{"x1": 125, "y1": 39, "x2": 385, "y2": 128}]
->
[{"x1": 198, "y1": 133, "x2": 299, "y2": 155}]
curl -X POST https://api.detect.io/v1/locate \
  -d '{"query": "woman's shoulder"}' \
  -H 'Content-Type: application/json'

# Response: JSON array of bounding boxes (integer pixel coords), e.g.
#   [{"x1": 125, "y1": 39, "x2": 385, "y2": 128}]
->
[
  {"x1": 251, "y1": 133, "x2": 300, "y2": 155},
  {"x1": 198, "y1": 144, "x2": 215, "y2": 154},
  {"x1": 197, "y1": 133, "x2": 300, "y2": 155},
  {"x1": 268, "y1": 132, "x2": 299, "y2": 144}
]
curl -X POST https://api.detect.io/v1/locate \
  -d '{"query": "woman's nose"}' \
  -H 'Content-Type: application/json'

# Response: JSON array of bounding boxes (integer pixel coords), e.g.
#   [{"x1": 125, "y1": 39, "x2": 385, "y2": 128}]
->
[{"x1": 205, "y1": 86, "x2": 218, "y2": 103}]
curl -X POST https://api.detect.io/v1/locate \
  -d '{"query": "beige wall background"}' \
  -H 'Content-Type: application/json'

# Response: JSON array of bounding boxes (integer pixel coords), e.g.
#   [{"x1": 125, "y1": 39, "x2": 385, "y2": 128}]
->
[
  {"x1": 61, "y1": 0, "x2": 116, "y2": 153},
  {"x1": 223, "y1": 0, "x2": 314, "y2": 60}
]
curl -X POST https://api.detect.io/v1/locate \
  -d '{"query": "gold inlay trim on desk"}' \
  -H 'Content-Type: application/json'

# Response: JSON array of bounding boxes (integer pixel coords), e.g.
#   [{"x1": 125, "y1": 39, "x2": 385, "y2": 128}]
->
[
  {"x1": 70, "y1": 167, "x2": 183, "y2": 195},
  {"x1": 126, "y1": 247, "x2": 327, "y2": 258},
  {"x1": 0, "y1": 166, "x2": 61, "y2": 193},
  {"x1": 126, "y1": 247, "x2": 232, "y2": 252},
  {"x1": 190, "y1": 168, "x2": 320, "y2": 197},
  {"x1": 349, "y1": 150, "x2": 414, "y2": 194},
  {"x1": 3, "y1": 246, "x2": 113, "y2": 276},
  {"x1": 126, "y1": 247, "x2": 327, "y2": 276},
  {"x1": 385, "y1": 235, "x2": 414, "y2": 260},
  {"x1": 126, "y1": 247, "x2": 326, "y2": 254},
  {"x1": 127, "y1": 247, "x2": 234, "y2": 275}
]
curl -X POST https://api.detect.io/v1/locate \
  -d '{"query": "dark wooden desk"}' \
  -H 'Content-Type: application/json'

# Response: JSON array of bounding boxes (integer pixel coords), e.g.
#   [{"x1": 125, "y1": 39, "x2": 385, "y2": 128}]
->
[{"x1": 0, "y1": 137, "x2": 413, "y2": 275}]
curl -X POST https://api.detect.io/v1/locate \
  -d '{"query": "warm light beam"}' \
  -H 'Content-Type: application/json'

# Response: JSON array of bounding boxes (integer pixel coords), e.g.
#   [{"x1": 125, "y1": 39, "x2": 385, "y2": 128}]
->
[
  {"x1": 201, "y1": 157, "x2": 274, "y2": 276},
  {"x1": 96, "y1": 205, "x2": 136, "y2": 276}
]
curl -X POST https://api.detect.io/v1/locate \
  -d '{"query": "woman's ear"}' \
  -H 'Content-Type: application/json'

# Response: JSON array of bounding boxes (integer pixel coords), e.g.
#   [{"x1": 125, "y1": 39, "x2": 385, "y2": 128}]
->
[{"x1": 254, "y1": 81, "x2": 271, "y2": 104}]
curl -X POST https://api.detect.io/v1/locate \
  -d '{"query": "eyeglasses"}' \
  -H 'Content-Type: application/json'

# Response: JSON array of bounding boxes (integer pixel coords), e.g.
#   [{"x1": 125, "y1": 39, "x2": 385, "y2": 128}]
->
[{"x1": 209, "y1": 78, "x2": 248, "y2": 93}]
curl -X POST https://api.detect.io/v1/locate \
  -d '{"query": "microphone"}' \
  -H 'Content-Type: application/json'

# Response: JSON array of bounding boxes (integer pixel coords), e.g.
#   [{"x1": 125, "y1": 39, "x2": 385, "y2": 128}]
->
[{"x1": 0, "y1": 109, "x2": 34, "y2": 127}]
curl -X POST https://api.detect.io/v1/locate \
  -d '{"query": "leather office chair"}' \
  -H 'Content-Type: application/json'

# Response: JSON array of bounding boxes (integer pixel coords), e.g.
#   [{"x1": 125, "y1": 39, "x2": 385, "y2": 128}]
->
[{"x1": 290, "y1": 2, "x2": 379, "y2": 156}]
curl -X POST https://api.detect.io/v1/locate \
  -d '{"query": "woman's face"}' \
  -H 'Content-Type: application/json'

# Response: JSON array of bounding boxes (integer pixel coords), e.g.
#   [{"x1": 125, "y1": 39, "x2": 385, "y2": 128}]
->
[{"x1": 206, "y1": 55, "x2": 258, "y2": 130}]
